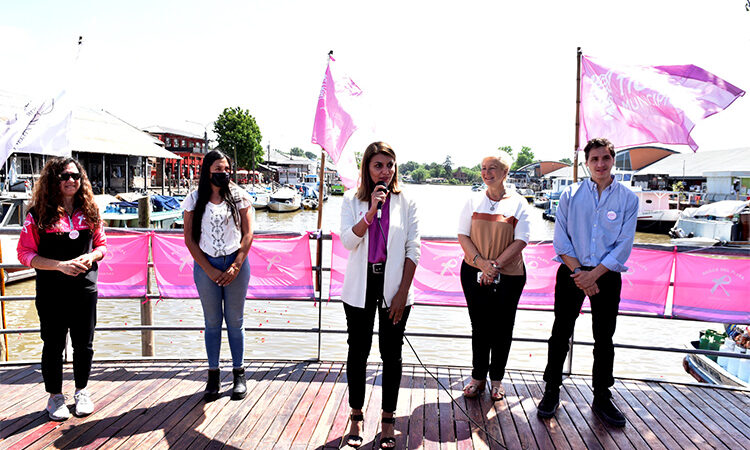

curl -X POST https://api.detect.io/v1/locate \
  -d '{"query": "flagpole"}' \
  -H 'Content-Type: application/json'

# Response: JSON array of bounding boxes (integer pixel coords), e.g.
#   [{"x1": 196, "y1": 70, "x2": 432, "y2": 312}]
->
[
  {"x1": 314, "y1": 50, "x2": 334, "y2": 293},
  {"x1": 573, "y1": 46, "x2": 582, "y2": 182}
]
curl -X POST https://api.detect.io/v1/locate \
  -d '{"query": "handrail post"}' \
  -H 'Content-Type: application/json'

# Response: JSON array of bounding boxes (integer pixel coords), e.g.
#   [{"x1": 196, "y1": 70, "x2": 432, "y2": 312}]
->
[
  {"x1": 141, "y1": 232, "x2": 155, "y2": 357},
  {"x1": 316, "y1": 233, "x2": 323, "y2": 362},
  {"x1": 565, "y1": 329, "x2": 574, "y2": 376},
  {"x1": 0, "y1": 240, "x2": 9, "y2": 361}
]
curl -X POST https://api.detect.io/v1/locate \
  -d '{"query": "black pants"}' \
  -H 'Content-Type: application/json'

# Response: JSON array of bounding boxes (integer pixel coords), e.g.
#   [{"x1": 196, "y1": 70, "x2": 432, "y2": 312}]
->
[
  {"x1": 460, "y1": 261, "x2": 526, "y2": 381},
  {"x1": 35, "y1": 290, "x2": 98, "y2": 394},
  {"x1": 543, "y1": 265, "x2": 622, "y2": 397},
  {"x1": 343, "y1": 270, "x2": 411, "y2": 413}
]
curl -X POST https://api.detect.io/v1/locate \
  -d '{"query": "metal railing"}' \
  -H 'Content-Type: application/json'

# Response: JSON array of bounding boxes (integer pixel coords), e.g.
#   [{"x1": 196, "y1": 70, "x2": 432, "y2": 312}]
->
[{"x1": 1, "y1": 227, "x2": 749, "y2": 379}]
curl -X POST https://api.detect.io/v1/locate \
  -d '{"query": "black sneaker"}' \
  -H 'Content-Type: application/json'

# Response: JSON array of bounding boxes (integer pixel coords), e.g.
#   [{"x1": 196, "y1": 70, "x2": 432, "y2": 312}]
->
[
  {"x1": 592, "y1": 397, "x2": 626, "y2": 427},
  {"x1": 536, "y1": 387, "x2": 560, "y2": 418}
]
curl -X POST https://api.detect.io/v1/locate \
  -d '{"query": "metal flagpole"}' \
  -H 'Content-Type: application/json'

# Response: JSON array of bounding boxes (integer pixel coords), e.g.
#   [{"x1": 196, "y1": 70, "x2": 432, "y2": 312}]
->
[{"x1": 573, "y1": 47, "x2": 582, "y2": 183}]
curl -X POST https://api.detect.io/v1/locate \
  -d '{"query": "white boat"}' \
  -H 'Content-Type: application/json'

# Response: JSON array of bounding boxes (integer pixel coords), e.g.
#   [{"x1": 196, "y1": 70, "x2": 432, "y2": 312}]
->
[
  {"x1": 684, "y1": 339, "x2": 750, "y2": 389},
  {"x1": 247, "y1": 188, "x2": 270, "y2": 210},
  {"x1": 633, "y1": 190, "x2": 682, "y2": 233},
  {"x1": 268, "y1": 187, "x2": 302, "y2": 212},
  {"x1": 670, "y1": 200, "x2": 750, "y2": 244}
]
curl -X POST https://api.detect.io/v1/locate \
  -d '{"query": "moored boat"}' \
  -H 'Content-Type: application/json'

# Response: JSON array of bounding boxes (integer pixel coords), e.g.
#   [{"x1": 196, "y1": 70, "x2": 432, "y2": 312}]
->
[
  {"x1": 268, "y1": 187, "x2": 301, "y2": 212},
  {"x1": 683, "y1": 327, "x2": 750, "y2": 388}
]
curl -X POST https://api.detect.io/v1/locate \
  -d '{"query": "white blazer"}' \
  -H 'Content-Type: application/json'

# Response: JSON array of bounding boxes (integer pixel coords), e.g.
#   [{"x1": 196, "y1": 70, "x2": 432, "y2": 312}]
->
[{"x1": 340, "y1": 190, "x2": 421, "y2": 309}]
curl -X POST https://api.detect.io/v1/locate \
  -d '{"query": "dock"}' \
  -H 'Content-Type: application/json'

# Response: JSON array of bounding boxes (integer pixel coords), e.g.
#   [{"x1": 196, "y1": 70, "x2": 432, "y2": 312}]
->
[{"x1": 1, "y1": 360, "x2": 749, "y2": 449}]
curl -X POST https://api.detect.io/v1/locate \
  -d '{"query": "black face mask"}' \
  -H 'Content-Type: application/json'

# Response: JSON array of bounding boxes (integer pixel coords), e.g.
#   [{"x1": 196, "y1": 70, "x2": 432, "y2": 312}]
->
[{"x1": 210, "y1": 172, "x2": 230, "y2": 187}]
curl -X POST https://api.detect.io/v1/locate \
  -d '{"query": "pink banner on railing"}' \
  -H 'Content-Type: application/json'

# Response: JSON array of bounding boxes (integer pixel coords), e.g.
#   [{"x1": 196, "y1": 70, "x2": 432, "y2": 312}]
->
[
  {"x1": 98, "y1": 233, "x2": 149, "y2": 298},
  {"x1": 413, "y1": 241, "x2": 465, "y2": 306},
  {"x1": 619, "y1": 249, "x2": 672, "y2": 315},
  {"x1": 247, "y1": 235, "x2": 314, "y2": 299},
  {"x1": 330, "y1": 233, "x2": 346, "y2": 300},
  {"x1": 152, "y1": 234, "x2": 198, "y2": 298},
  {"x1": 673, "y1": 253, "x2": 750, "y2": 322},
  {"x1": 520, "y1": 244, "x2": 557, "y2": 307},
  {"x1": 152, "y1": 234, "x2": 314, "y2": 299}
]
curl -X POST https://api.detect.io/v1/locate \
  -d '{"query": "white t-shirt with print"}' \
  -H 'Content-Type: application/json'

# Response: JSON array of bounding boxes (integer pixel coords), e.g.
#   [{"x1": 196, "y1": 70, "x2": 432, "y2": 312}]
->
[{"x1": 182, "y1": 187, "x2": 254, "y2": 257}]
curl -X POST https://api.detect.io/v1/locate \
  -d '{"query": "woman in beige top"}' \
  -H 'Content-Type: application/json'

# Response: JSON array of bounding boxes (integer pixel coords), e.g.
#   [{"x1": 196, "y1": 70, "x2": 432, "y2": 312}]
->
[{"x1": 457, "y1": 151, "x2": 531, "y2": 401}]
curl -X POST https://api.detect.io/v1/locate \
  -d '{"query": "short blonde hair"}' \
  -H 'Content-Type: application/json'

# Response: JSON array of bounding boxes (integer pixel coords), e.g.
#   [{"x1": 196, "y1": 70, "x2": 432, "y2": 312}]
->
[{"x1": 483, "y1": 151, "x2": 512, "y2": 172}]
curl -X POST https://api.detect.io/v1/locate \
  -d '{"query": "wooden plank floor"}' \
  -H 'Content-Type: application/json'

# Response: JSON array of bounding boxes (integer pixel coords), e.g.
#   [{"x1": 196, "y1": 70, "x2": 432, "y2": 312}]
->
[{"x1": 1, "y1": 361, "x2": 748, "y2": 449}]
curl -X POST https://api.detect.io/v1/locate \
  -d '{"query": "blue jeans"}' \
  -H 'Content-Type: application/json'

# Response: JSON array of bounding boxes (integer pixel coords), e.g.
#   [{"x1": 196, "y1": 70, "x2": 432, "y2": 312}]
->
[{"x1": 193, "y1": 251, "x2": 251, "y2": 369}]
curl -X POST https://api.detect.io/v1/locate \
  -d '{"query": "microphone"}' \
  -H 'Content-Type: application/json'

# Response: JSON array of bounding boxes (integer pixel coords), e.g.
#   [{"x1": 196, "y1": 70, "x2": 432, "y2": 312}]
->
[{"x1": 375, "y1": 181, "x2": 387, "y2": 219}]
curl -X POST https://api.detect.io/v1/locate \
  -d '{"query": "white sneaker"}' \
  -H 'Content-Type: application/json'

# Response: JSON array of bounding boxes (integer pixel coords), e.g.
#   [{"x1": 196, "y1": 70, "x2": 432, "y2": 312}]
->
[
  {"x1": 46, "y1": 394, "x2": 71, "y2": 421},
  {"x1": 74, "y1": 389, "x2": 94, "y2": 416}
]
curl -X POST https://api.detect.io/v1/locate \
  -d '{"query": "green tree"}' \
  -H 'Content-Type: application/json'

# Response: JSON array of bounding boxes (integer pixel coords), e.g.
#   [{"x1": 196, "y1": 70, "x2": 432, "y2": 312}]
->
[
  {"x1": 213, "y1": 107, "x2": 263, "y2": 176},
  {"x1": 443, "y1": 155, "x2": 453, "y2": 179},
  {"x1": 498, "y1": 145, "x2": 514, "y2": 157},
  {"x1": 461, "y1": 167, "x2": 481, "y2": 183},
  {"x1": 429, "y1": 165, "x2": 443, "y2": 178},
  {"x1": 411, "y1": 168, "x2": 429, "y2": 183},
  {"x1": 400, "y1": 161, "x2": 419, "y2": 174},
  {"x1": 511, "y1": 146, "x2": 535, "y2": 170},
  {"x1": 560, "y1": 157, "x2": 572, "y2": 165},
  {"x1": 290, "y1": 147, "x2": 305, "y2": 157},
  {"x1": 304, "y1": 151, "x2": 318, "y2": 160}
]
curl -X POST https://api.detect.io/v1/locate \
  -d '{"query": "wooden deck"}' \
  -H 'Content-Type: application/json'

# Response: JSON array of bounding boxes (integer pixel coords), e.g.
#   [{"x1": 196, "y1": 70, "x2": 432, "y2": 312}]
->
[{"x1": 1, "y1": 360, "x2": 748, "y2": 449}]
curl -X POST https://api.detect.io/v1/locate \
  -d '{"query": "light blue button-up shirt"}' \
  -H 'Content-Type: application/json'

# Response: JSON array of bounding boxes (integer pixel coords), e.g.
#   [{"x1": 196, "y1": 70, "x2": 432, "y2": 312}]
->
[{"x1": 553, "y1": 177, "x2": 639, "y2": 272}]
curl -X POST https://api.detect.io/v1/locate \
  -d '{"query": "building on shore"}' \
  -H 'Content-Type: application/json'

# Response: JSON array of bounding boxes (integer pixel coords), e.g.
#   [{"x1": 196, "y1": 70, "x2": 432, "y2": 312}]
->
[
  {"x1": 144, "y1": 126, "x2": 209, "y2": 189},
  {"x1": 0, "y1": 90, "x2": 180, "y2": 194},
  {"x1": 265, "y1": 148, "x2": 317, "y2": 184}
]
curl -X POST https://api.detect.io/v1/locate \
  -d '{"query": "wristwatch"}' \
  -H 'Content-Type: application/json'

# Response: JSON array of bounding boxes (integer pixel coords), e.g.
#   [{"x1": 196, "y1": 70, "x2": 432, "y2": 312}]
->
[{"x1": 573, "y1": 267, "x2": 582, "y2": 274}]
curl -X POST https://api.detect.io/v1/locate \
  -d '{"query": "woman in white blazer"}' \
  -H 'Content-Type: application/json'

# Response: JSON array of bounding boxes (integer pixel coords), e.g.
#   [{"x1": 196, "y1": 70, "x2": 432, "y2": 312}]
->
[{"x1": 339, "y1": 142, "x2": 420, "y2": 449}]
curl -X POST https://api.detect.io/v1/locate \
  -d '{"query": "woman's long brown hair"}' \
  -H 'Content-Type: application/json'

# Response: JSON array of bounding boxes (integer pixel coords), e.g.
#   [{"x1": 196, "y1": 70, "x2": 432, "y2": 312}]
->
[
  {"x1": 29, "y1": 157, "x2": 101, "y2": 230},
  {"x1": 355, "y1": 141, "x2": 401, "y2": 201}
]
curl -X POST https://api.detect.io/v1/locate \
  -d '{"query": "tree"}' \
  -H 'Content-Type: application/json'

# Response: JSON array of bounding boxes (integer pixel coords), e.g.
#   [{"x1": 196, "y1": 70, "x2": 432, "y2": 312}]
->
[
  {"x1": 400, "y1": 161, "x2": 419, "y2": 174},
  {"x1": 411, "y1": 168, "x2": 429, "y2": 183},
  {"x1": 498, "y1": 145, "x2": 514, "y2": 157},
  {"x1": 304, "y1": 151, "x2": 318, "y2": 160},
  {"x1": 560, "y1": 157, "x2": 572, "y2": 165},
  {"x1": 213, "y1": 107, "x2": 263, "y2": 177},
  {"x1": 443, "y1": 155, "x2": 453, "y2": 179},
  {"x1": 290, "y1": 147, "x2": 305, "y2": 157},
  {"x1": 429, "y1": 165, "x2": 443, "y2": 178},
  {"x1": 511, "y1": 146, "x2": 535, "y2": 170}
]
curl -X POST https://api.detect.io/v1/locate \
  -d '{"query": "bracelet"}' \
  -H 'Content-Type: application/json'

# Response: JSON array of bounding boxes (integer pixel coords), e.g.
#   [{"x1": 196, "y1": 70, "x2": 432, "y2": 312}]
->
[
  {"x1": 230, "y1": 263, "x2": 240, "y2": 271},
  {"x1": 363, "y1": 215, "x2": 372, "y2": 226},
  {"x1": 472, "y1": 254, "x2": 479, "y2": 264}
]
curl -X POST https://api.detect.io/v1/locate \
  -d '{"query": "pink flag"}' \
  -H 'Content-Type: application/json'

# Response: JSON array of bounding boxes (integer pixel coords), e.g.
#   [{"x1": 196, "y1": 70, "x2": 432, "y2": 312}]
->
[
  {"x1": 673, "y1": 252, "x2": 750, "y2": 322},
  {"x1": 98, "y1": 233, "x2": 149, "y2": 298},
  {"x1": 311, "y1": 56, "x2": 362, "y2": 188},
  {"x1": 580, "y1": 55, "x2": 745, "y2": 151}
]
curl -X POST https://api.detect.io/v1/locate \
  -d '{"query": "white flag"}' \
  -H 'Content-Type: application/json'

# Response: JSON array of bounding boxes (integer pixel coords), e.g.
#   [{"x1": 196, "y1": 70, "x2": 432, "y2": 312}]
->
[{"x1": 0, "y1": 90, "x2": 72, "y2": 169}]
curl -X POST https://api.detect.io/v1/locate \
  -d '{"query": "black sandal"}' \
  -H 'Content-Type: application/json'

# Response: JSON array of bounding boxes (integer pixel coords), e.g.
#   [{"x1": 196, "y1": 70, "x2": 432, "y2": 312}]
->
[
  {"x1": 346, "y1": 413, "x2": 364, "y2": 448},
  {"x1": 379, "y1": 416, "x2": 396, "y2": 449}
]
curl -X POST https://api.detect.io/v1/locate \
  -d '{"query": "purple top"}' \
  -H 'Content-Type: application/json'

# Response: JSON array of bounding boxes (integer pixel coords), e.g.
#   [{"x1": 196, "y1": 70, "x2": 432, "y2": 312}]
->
[{"x1": 368, "y1": 195, "x2": 390, "y2": 263}]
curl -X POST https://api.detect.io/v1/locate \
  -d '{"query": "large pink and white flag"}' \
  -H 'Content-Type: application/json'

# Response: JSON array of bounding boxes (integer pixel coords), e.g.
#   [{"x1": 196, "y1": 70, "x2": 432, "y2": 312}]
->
[
  {"x1": 580, "y1": 55, "x2": 745, "y2": 151},
  {"x1": 311, "y1": 55, "x2": 362, "y2": 188},
  {"x1": 0, "y1": 90, "x2": 72, "y2": 169}
]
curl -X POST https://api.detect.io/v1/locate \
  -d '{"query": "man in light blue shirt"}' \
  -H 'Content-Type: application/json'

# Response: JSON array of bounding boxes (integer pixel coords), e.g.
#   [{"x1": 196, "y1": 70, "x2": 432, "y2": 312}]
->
[{"x1": 536, "y1": 138, "x2": 638, "y2": 428}]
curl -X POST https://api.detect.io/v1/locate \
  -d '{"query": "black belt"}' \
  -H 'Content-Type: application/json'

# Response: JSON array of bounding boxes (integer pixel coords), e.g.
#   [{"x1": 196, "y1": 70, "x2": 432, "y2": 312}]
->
[{"x1": 368, "y1": 262, "x2": 385, "y2": 274}]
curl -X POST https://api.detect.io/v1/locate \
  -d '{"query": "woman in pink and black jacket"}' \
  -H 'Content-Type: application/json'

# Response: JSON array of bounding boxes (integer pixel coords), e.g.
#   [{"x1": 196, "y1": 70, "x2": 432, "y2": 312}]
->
[{"x1": 17, "y1": 157, "x2": 107, "y2": 422}]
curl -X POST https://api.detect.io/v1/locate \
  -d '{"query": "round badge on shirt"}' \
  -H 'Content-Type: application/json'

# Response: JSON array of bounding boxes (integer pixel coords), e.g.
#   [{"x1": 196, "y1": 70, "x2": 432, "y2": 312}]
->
[
  {"x1": 607, "y1": 210, "x2": 617, "y2": 221},
  {"x1": 69, "y1": 229, "x2": 79, "y2": 240}
]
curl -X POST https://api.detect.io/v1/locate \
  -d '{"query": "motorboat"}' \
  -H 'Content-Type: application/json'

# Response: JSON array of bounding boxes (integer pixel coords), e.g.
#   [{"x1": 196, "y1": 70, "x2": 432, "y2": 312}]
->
[
  {"x1": 517, "y1": 188, "x2": 535, "y2": 203},
  {"x1": 247, "y1": 187, "x2": 271, "y2": 210},
  {"x1": 670, "y1": 200, "x2": 750, "y2": 244},
  {"x1": 533, "y1": 191, "x2": 550, "y2": 209},
  {"x1": 268, "y1": 187, "x2": 302, "y2": 212},
  {"x1": 98, "y1": 194, "x2": 183, "y2": 229}
]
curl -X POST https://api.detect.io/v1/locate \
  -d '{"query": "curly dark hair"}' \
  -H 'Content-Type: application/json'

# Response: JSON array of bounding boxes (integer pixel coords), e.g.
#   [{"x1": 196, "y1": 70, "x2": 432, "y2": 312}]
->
[{"x1": 29, "y1": 157, "x2": 101, "y2": 231}]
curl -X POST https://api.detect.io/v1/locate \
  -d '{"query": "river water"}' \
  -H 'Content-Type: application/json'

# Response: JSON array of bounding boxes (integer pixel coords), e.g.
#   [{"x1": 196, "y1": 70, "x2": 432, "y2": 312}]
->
[{"x1": 2, "y1": 184, "x2": 713, "y2": 383}]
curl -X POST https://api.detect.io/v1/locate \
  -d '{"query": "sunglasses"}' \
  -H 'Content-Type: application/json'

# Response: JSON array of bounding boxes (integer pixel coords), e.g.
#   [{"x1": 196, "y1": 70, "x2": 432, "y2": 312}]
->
[{"x1": 58, "y1": 172, "x2": 82, "y2": 181}]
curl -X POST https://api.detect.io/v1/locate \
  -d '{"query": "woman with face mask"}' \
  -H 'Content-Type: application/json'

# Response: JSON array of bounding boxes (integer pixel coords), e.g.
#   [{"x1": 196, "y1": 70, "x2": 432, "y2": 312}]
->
[{"x1": 183, "y1": 150, "x2": 254, "y2": 401}]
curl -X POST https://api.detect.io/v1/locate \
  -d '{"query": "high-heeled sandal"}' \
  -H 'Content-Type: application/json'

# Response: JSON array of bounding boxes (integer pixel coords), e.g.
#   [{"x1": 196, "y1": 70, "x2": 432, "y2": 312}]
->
[
  {"x1": 379, "y1": 416, "x2": 396, "y2": 449},
  {"x1": 490, "y1": 381, "x2": 505, "y2": 401},
  {"x1": 462, "y1": 378, "x2": 486, "y2": 398},
  {"x1": 346, "y1": 413, "x2": 364, "y2": 448}
]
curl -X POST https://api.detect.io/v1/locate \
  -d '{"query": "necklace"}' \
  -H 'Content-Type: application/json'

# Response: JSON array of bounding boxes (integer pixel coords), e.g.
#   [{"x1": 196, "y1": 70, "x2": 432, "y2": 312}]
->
[{"x1": 486, "y1": 191, "x2": 504, "y2": 211}]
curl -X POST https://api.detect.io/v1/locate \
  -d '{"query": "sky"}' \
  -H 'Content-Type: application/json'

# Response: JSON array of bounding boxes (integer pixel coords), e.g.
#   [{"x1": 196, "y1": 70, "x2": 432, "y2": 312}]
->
[{"x1": 1, "y1": 0, "x2": 749, "y2": 168}]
